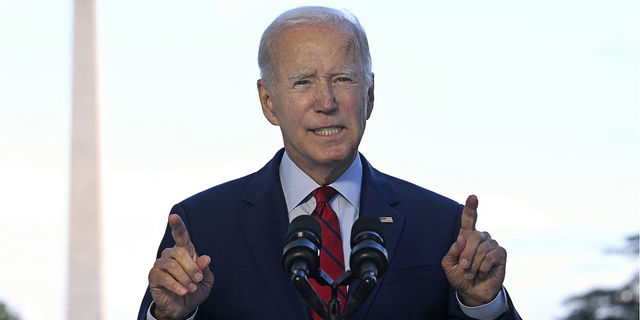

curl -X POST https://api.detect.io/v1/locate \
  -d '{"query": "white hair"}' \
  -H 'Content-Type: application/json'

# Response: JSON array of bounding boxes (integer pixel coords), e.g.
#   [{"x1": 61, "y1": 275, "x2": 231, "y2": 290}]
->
[{"x1": 258, "y1": 6, "x2": 373, "y2": 92}]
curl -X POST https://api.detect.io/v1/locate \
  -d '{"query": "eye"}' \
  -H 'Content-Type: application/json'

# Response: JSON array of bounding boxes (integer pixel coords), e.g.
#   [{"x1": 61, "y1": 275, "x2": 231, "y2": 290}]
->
[
  {"x1": 294, "y1": 80, "x2": 309, "y2": 86},
  {"x1": 334, "y1": 76, "x2": 356, "y2": 87}
]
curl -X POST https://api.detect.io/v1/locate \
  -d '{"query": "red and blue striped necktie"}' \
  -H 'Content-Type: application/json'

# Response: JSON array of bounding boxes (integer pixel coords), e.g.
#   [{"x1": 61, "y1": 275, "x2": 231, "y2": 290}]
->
[{"x1": 309, "y1": 186, "x2": 346, "y2": 319}]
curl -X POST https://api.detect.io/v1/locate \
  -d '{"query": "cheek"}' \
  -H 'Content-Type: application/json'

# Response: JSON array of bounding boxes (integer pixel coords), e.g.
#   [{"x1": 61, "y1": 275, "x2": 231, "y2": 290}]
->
[
  {"x1": 335, "y1": 90, "x2": 359, "y2": 107},
  {"x1": 337, "y1": 90, "x2": 367, "y2": 116},
  {"x1": 286, "y1": 95, "x2": 317, "y2": 118},
  {"x1": 274, "y1": 98, "x2": 306, "y2": 129}
]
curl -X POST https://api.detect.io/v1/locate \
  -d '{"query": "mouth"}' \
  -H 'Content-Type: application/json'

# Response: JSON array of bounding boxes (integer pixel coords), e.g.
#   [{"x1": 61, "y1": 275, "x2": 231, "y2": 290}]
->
[{"x1": 313, "y1": 127, "x2": 342, "y2": 136}]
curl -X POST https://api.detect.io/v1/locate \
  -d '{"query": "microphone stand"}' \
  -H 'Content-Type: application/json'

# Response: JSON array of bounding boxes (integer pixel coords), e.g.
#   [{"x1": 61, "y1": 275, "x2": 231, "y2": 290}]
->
[
  {"x1": 290, "y1": 263, "x2": 379, "y2": 320},
  {"x1": 291, "y1": 268, "x2": 327, "y2": 319},
  {"x1": 341, "y1": 271, "x2": 377, "y2": 320},
  {"x1": 309, "y1": 270, "x2": 363, "y2": 320}
]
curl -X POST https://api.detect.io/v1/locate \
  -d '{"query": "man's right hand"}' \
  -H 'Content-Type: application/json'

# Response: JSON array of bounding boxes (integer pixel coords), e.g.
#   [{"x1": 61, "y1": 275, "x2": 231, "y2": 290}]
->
[{"x1": 148, "y1": 214, "x2": 214, "y2": 320}]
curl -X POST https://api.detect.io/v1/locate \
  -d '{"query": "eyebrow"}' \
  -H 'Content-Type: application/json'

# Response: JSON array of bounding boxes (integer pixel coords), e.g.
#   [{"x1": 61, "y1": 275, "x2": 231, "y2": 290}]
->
[
  {"x1": 286, "y1": 69, "x2": 359, "y2": 81},
  {"x1": 333, "y1": 68, "x2": 358, "y2": 78},
  {"x1": 288, "y1": 73, "x2": 314, "y2": 81}
]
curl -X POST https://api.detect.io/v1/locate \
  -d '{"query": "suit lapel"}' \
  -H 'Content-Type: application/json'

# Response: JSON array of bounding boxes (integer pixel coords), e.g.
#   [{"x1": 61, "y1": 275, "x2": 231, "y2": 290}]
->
[
  {"x1": 346, "y1": 155, "x2": 406, "y2": 319},
  {"x1": 359, "y1": 154, "x2": 405, "y2": 271},
  {"x1": 239, "y1": 149, "x2": 310, "y2": 320}
]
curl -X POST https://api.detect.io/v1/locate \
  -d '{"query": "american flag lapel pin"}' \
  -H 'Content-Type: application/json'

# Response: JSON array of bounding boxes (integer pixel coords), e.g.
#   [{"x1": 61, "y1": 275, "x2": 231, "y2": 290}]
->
[{"x1": 379, "y1": 217, "x2": 393, "y2": 223}]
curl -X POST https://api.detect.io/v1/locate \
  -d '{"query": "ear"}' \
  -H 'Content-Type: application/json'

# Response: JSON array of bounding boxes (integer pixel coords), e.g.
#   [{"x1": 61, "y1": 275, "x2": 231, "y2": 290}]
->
[
  {"x1": 365, "y1": 73, "x2": 374, "y2": 120},
  {"x1": 257, "y1": 79, "x2": 280, "y2": 126}
]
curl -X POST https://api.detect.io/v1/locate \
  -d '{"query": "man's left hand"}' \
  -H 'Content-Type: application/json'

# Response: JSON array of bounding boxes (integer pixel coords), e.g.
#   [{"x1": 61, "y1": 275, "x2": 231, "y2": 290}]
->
[{"x1": 442, "y1": 195, "x2": 506, "y2": 306}]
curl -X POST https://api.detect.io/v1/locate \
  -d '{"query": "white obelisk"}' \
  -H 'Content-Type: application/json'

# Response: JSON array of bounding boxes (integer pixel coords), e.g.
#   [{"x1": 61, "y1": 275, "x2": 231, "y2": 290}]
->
[{"x1": 68, "y1": 0, "x2": 104, "y2": 319}]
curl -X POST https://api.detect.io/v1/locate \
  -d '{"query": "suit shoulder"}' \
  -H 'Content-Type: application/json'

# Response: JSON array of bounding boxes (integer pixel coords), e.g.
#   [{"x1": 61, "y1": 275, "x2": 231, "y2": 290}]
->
[
  {"x1": 373, "y1": 169, "x2": 461, "y2": 210},
  {"x1": 178, "y1": 171, "x2": 256, "y2": 208},
  {"x1": 178, "y1": 150, "x2": 283, "y2": 208}
]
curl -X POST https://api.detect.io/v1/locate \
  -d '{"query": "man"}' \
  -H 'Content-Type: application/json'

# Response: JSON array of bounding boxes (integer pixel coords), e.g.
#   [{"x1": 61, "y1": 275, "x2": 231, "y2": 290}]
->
[{"x1": 138, "y1": 6, "x2": 521, "y2": 320}]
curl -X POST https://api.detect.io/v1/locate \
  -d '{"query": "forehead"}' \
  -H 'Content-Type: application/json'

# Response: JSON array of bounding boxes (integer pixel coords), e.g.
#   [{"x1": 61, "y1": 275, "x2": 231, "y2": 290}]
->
[{"x1": 270, "y1": 24, "x2": 358, "y2": 70}]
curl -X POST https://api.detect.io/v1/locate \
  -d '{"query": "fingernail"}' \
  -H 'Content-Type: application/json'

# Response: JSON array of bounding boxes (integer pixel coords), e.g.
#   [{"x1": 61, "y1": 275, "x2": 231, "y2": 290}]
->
[
  {"x1": 179, "y1": 287, "x2": 188, "y2": 295},
  {"x1": 464, "y1": 272, "x2": 473, "y2": 280},
  {"x1": 189, "y1": 283, "x2": 198, "y2": 292},
  {"x1": 460, "y1": 259, "x2": 469, "y2": 269},
  {"x1": 194, "y1": 272, "x2": 203, "y2": 282}
]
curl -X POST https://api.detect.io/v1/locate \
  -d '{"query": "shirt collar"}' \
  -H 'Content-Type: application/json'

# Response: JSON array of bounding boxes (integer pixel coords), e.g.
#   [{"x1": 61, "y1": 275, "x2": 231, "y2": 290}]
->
[{"x1": 279, "y1": 151, "x2": 363, "y2": 212}]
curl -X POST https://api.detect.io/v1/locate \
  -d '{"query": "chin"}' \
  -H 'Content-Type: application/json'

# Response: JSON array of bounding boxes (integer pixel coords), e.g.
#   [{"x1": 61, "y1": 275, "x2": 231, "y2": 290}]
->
[{"x1": 314, "y1": 148, "x2": 357, "y2": 165}]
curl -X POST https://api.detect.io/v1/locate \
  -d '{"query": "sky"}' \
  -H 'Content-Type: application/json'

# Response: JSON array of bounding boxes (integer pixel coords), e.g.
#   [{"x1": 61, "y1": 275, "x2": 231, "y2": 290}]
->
[{"x1": 0, "y1": 0, "x2": 638, "y2": 319}]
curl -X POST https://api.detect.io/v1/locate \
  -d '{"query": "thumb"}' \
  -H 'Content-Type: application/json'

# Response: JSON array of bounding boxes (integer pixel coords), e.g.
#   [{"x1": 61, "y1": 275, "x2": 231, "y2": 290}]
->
[
  {"x1": 196, "y1": 255, "x2": 211, "y2": 271},
  {"x1": 196, "y1": 255, "x2": 214, "y2": 286}
]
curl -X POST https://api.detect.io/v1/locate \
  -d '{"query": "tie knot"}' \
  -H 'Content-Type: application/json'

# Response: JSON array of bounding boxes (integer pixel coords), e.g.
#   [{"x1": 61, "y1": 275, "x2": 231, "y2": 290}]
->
[{"x1": 313, "y1": 186, "x2": 338, "y2": 204}]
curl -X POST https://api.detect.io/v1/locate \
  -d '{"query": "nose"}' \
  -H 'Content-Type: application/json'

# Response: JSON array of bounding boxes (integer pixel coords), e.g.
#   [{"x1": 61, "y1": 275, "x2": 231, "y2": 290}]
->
[{"x1": 313, "y1": 81, "x2": 337, "y2": 113}]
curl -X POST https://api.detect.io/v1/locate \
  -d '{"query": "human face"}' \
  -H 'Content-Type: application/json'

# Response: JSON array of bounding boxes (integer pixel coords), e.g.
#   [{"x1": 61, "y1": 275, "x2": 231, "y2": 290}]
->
[{"x1": 258, "y1": 24, "x2": 374, "y2": 184}]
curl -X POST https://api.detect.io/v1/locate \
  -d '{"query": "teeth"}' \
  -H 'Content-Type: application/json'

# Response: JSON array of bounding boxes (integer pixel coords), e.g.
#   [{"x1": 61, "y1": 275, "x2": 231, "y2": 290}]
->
[{"x1": 315, "y1": 127, "x2": 340, "y2": 135}]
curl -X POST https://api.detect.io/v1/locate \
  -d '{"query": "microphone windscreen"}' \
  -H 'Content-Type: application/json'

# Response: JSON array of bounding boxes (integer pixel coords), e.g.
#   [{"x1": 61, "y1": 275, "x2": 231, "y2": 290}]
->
[
  {"x1": 287, "y1": 214, "x2": 322, "y2": 243},
  {"x1": 351, "y1": 215, "x2": 386, "y2": 246}
]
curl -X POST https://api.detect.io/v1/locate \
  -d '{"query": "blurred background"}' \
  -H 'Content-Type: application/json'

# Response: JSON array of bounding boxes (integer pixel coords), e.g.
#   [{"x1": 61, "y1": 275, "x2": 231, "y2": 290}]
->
[{"x1": 0, "y1": 0, "x2": 637, "y2": 319}]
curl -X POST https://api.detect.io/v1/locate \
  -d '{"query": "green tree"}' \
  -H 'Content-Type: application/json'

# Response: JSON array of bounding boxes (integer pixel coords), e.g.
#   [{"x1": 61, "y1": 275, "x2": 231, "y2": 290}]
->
[
  {"x1": 560, "y1": 234, "x2": 639, "y2": 320},
  {"x1": 0, "y1": 301, "x2": 19, "y2": 320}
]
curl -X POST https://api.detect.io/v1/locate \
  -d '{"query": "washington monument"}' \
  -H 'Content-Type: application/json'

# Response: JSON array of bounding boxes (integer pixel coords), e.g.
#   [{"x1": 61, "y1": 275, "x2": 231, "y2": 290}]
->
[{"x1": 68, "y1": 0, "x2": 104, "y2": 319}]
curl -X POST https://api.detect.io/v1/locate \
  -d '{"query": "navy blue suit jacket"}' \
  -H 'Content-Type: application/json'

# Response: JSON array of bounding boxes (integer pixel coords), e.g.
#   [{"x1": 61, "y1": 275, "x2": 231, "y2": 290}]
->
[{"x1": 138, "y1": 149, "x2": 521, "y2": 319}]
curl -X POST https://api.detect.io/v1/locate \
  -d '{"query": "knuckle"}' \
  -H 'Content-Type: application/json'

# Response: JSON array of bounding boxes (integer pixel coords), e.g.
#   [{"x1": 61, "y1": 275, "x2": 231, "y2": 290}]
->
[
  {"x1": 469, "y1": 231, "x2": 483, "y2": 241},
  {"x1": 479, "y1": 263, "x2": 492, "y2": 274},
  {"x1": 483, "y1": 252, "x2": 497, "y2": 264},
  {"x1": 173, "y1": 248, "x2": 184, "y2": 259},
  {"x1": 173, "y1": 247, "x2": 190, "y2": 259},
  {"x1": 153, "y1": 258, "x2": 164, "y2": 268},
  {"x1": 161, "y1": 272, "x2": 177, "y2": 285},
  {"x1": 148, "y1": 267, "x2": 159, "y2": 282},
  {"x1": 477, "y1": 242, "x2": 491, "y2": 254},
  {"x1": 166, "y1": 259, "x2": 180, "y2": 270},
  {"x1": 497, "y1": 247, "x2": 507, "y2": 262}
]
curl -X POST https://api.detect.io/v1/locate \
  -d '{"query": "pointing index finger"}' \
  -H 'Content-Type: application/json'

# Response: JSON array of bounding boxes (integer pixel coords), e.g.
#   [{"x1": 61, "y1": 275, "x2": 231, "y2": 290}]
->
[
  {"x1": 169, "y1": 214, "x2": 193, "y2": 248},
  {"x1": 461, "y1": 195, "x2": 479, "y2": 232}
]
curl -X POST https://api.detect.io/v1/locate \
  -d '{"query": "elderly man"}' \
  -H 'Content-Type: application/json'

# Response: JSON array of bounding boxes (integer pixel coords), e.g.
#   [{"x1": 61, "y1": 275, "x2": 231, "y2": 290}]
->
[{"x1": 138, "y1": 6, "x2": 521, "y2": 320}]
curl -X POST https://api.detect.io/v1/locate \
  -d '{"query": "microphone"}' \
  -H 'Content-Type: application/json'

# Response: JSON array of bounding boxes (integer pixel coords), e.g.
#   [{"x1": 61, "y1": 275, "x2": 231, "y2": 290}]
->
[
  {"x1": 283, "y1": 215, "x2": 322, "y2": 277},
  {"x1": 282, "y1": 215, "x2": 326, "y2": 318},
  {"x1": 343, "y1": 215, "x2": 389, "y2": 319},
  {"x1": 349, "y1": 215, "x2": 388, "y2": 279}
]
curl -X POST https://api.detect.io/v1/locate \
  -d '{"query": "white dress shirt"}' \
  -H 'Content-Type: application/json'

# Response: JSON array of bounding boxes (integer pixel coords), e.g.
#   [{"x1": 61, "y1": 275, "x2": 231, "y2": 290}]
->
[{"x1": 280, "y1": 151, "x2": 362, "y2": 270}]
